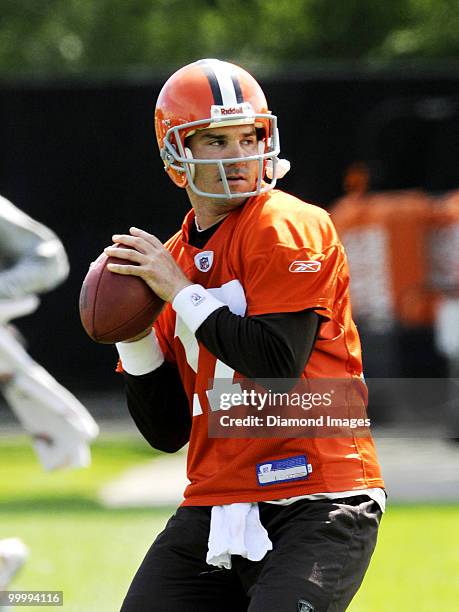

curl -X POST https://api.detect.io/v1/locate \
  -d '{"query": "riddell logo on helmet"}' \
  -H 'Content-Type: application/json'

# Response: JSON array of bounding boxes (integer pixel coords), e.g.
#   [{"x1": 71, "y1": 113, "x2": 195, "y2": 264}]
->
[
  {"x1": 211, "y1": 103, "x2": 255, "y2": 120},
  {"x1": 221, "y1": 107, "x2": 244, "y2": 115}
]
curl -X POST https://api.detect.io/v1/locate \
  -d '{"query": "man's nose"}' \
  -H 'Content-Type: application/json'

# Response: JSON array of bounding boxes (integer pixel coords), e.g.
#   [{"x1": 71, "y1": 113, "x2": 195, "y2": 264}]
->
[{"x1": 225, "y1": 140, "x2": 246, "y2": 159}]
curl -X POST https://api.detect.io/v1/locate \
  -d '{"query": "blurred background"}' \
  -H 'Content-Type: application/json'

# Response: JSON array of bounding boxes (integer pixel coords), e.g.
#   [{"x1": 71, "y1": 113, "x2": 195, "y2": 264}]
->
[{"x1": 0, "y1": 1, "x2": 458, "y2": 610}]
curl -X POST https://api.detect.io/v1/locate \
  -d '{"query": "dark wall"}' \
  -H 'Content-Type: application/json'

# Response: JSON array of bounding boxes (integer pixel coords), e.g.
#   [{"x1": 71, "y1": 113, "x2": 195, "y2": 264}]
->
[{"x1": 1, "y1": 72, "x2": 458, "y2": 389}]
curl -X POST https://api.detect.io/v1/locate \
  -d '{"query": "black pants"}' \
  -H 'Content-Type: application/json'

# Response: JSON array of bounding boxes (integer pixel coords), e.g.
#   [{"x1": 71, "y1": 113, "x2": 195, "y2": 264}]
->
[{"x1": 121, "y1": 495, "x2": 382, "y2": 612}]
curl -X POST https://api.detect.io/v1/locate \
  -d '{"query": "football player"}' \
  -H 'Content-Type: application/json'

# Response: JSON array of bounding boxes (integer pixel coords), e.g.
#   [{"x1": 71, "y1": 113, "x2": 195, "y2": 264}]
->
[
  {"x1": 0, "y1": 194, "x2": 99, "y2": 469},
  {"x1": 0, "y1": 194, "x2": 99, "y2": 597},
  {"x1": 106, "y1": 59, "x2": 385, "y2": 612}
]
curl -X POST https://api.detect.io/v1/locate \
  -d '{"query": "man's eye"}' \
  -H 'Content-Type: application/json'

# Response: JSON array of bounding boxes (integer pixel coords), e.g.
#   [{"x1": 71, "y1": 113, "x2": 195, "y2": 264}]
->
[{"x1": 209, "y1": 140, "x2": 224, "y2": 146}]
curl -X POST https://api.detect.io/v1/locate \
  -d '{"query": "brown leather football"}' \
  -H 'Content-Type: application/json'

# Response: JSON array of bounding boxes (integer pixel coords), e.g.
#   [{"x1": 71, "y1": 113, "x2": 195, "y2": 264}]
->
[{"x1": 79, "y1": 250, "x2": 164, "y2": 344}]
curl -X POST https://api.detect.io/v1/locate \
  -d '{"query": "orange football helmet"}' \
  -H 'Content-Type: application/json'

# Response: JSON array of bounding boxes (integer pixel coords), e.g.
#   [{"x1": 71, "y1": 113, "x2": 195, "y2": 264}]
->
[{"x1": 154, "y1": 58, "x2": 283, "y2": 199}]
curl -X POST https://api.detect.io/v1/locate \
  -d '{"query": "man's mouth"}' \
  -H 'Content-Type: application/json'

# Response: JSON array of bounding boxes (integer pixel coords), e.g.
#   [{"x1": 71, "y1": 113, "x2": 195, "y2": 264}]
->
[{"x1": 221, "y1": 174, "x2": 247, "y2": 183}]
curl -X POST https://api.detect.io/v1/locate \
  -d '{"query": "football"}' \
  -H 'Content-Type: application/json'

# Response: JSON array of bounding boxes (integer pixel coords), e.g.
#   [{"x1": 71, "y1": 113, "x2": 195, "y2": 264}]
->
[{"x1": 79, "y1": 249, "x2": 165, "y2": 343}]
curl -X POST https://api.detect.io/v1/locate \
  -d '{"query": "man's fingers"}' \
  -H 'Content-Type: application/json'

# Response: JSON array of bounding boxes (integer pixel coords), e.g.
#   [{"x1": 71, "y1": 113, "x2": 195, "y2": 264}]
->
[
  {"x1": 111, "y1": 228, "x2": 163, "y2": 253},
  {"x1": 129, "y1": 227, "x2": 163, "y2": 248},
  {"x1": 111, "y1": 234, "x2": 148, "y2": 252},
  {"x1": 104, "y1": 246, "x2": 144, "y2": 264},
  {"x1": 112, "y1": 234, "x2": 134, "y2": 244},
  {"x1": 107, "y1": 262, "x2": 143, "y2": 276}
]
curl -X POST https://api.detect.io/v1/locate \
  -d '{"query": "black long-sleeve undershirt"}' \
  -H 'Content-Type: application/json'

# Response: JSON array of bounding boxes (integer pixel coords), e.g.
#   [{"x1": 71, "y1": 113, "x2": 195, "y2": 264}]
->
[
  {"x1": 123, "y1": 308, "x2": 320, "y2": 452},
  {"x1": 196, "y1": 307, "x2": 319, "y2": 379},
  {"x1": 124, "y1": 362, "x2": 191, "y2": 453}
]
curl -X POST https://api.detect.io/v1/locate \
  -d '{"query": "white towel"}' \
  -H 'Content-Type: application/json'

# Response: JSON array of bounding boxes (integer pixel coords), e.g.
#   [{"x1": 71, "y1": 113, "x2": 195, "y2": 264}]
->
[{"x1": 206, "y1": 503, "x2": 273, "y2": 569}]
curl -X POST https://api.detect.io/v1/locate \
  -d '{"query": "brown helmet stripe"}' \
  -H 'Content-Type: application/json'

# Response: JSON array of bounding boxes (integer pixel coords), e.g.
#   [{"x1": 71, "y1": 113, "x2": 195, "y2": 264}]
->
[
  {"x1": 198, "y1": 61, "x2": 223, "y2": 106},
  {"x1": 231, "y1": 74, "x2": 244, "y2": 104}
]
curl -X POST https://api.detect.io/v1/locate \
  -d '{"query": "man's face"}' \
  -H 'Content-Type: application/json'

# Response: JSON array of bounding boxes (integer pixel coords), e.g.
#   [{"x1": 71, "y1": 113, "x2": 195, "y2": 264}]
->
[{"x1": 185, "y1": 124, "x2": 260, "y2": 200}]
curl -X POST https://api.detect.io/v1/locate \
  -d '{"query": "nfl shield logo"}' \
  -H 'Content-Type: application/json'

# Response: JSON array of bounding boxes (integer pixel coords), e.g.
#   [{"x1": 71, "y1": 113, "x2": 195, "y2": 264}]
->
[{"x1": 194, "y1": 251, "x2": 214, "y2": 273}]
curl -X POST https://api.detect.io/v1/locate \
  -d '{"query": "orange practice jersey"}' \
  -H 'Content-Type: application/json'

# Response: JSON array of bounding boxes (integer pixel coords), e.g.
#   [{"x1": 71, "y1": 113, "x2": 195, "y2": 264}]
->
[
  {"x1": 331, "y1": 190, "x2": 439, "y2": 328},
  {"x1": 152, "y1": 189, "x2": 384, "y2": 505}
]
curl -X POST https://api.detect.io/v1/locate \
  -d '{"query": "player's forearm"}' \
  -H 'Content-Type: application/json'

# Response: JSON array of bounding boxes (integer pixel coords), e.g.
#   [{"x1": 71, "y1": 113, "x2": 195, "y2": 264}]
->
[
  {"x1": 195, "y1": 307, "x2": 320, "y2": 379},
  {"x1": 123, "y1": 363, "x2": 191, "y2": 453}
]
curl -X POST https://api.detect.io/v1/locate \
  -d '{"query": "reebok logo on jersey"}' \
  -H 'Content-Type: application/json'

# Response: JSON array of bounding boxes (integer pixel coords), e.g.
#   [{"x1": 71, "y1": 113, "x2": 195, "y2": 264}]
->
[
  {"x1": 289, "y1": 260, "x2": 321, "y2": 273},
  {"x1": 194, "y1": 251, "x2": 214, "y2": 272},
  {"x1": 190, "y1": 293, "x2": 206, "y2": 306}
]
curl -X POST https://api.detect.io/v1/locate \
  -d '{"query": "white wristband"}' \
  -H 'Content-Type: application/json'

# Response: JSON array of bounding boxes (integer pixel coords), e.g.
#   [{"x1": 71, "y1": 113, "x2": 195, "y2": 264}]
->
[
  {"x1": 115, "y1": 330, "x2": 164, "y2": 376},
  {"x1": 172, "y1": 284, "x2": 225, "y2": 333}
]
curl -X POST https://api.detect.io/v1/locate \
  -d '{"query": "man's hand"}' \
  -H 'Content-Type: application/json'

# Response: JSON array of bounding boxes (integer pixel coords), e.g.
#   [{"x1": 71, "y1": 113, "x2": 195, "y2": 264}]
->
[{"x1": 104, "y1": 227, "x2": 192, "y2": 303}]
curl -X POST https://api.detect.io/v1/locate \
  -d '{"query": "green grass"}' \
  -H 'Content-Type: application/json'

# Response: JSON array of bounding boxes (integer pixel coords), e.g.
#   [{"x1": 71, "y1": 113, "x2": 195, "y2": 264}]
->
[
  {"x1": 0, "y1": 434, "x2": 171, "y2": 611},
  {"x1": 1, "y1": 436, "x2": 458, "y2": 611},
  {"x1": 349, "y1": 505, "x2": 459, "y2": 611},
  {"x1": 0, "y1": 434, "x2": 158, "y2": 510},
  {"x1": 2, "y1": 508, "x2": 172, "y2": 611}
]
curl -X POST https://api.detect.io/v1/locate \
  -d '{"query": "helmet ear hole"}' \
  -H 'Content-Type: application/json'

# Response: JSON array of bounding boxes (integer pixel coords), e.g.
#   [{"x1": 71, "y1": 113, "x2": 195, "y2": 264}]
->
[{"x1": 184, "y1": 147, "x2": 195, "y2": 180}]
